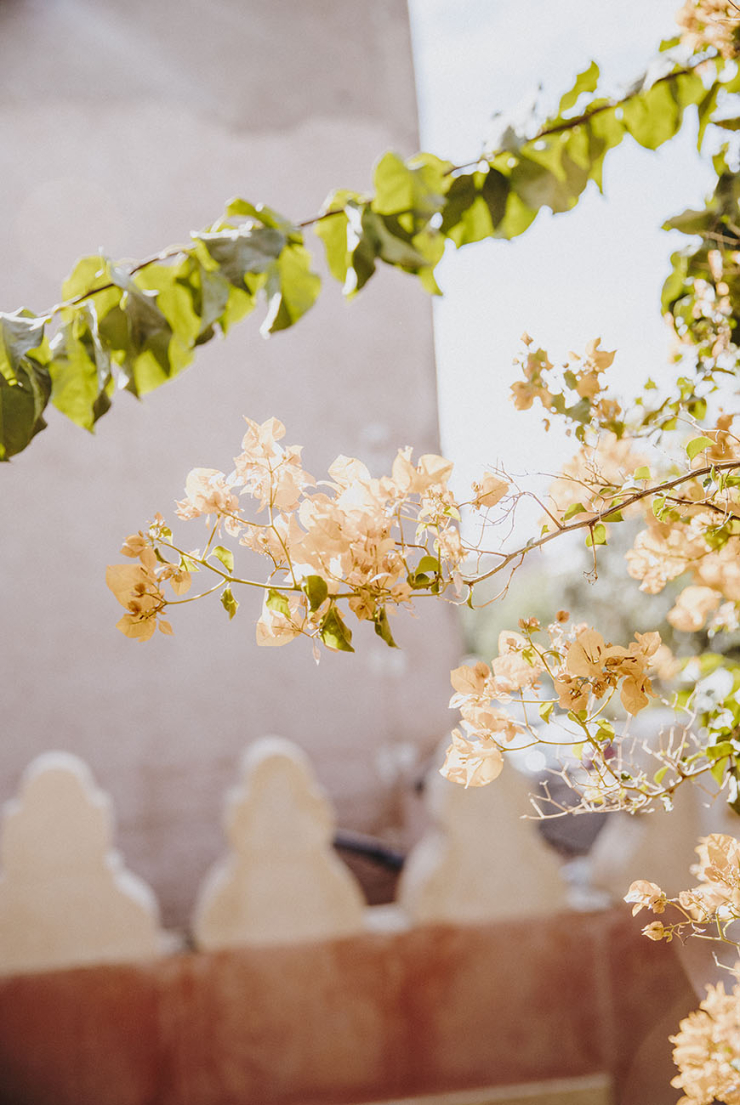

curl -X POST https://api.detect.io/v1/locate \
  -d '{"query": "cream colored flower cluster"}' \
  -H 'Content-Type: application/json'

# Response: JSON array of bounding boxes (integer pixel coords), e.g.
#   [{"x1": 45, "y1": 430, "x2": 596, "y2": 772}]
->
[
  {"x1": 671, "y1": 975, "x2": 740, "y2": 1105},
  {"x1": 441, "y1": 629, "x2": 538, "y2": 787},
  {"x1": 108, "y1": 417, "x2": 508, "y2": 649},
  {"x1": 106, "y1": 525, "x2": 192, "y2": 642},
  {"x1": 676, "y1": 0, "x2": 740, "y2": 58},
  {"x1": 626, "y1": 842, "x2": 740, "y2": 1096},
  {"x1": 554, "y1": 626, "x2": 661, "y2": 715},
  {"x1": 510, "y1": 337, "x2": 622, "y2": 435},
  {"x1": 626, "y1": 415, "x2": 740, "y2": 635},
  {"x1": 626, "y1": 833, "x2": 740, "y2": 944},
  {"x1": 106, "y1": 401, "x2": 740, "y2": 822},
  {"x1": 547, "y1": 432, "x2": 646, "y2": 524},
  {"x1": 440, "y1": 619, "x2": 661, "y2": 789}
]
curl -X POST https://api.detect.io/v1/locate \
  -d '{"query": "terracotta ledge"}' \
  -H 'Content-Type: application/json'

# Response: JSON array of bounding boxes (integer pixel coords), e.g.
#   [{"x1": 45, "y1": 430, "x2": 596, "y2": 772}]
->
[
  {"x1": 0, "y1": 910, "x2": 694, "y2": 1105},
  {"x1": 355, "y1": 1072, "x2": 613, "y2": 1105}
]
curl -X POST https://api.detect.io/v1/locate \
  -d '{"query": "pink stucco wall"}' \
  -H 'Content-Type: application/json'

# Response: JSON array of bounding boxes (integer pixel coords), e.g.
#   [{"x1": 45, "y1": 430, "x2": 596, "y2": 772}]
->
[{"x1": 0, "y1": 0, "x2": 462, "y2": 926}]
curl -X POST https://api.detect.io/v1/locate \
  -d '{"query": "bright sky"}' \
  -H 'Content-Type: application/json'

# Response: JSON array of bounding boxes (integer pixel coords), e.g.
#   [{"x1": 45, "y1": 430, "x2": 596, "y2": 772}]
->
[{"x1": 407, "y1": 0, "x2": 715, "y2": 495}]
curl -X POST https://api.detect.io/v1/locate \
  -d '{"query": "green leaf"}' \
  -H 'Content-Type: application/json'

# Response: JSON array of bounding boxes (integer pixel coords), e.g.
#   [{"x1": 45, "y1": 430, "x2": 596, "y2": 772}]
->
[
  {"x1": 49, "y1": 308, "x2": 113, "y2": 431},
  {"x1": 0, "y1": 362, "x2": 50, "y2": 461},
  {"x1": 634, "y1": 466, "x2": 651, "y2": 480},
  {"x1": 193, "y1": 225, "x2": 286, "y2": 287},
  {"x1": 586, "y1": 523, "x2": 607, "y2": 547},
  {"x1": 653, "y1": 766, "x2": 668, "y2": 786},
  {"x1": 594, "y1": 719, "x2": 615, "y2": 740},
  {"x1": 0, "y1": 311, "x2": 50, "y2": 460},
  {"x1": 538, "y1": 700, "x2": 555, "y2": 723},
  {"x1": 564, "y1": 396, "x2": 593, "y2": 426},
  {"x1": 303, "y1": 575, "x2": 328, "y2": 612},
  {"x1": 706, "y1": 741, "x2": 735, "y2": 760},
  {"x1": 212, "y1": 545, "x2": 234, "y2": 573},
  {"x1": 136, "y1": 261, "x2": 201, "y2": 348},
  {"x1": 446, "y1": 194, "x2": 494, "y2": 246},
  {"x1": 697, "y1": 81, "x2": 721, "y2": 151},
  {"x1": 60, "y1": 256, "x2": 122, "y2": 320},
  {"x1": 197, "y1": 266, "x2": 233, "y2": 336},
  {"x1": 373, "y1": 150, "x2": 449, "y2": 221},
  {"x1": 440, "y1": 174, "x2": 476, "y2": 235},
  {"x1": 558, "y1": 61, "x2": 600, "y2": 116},
  {"x1": 563, "y1": 502, "x2": 586, "y2": 521},
  {"x1": 652, "y1": 494, "x2": 667, "y2": 520},
  {"x1": 220, "y1": 587, "x2": 238, "y2": 620},
  {"x1": 223, "y1": 198, "x2": 292, "y2": 230},
  {"x1": 98, "y1": 267, "x2": 180, "y2": 398},
  {"x1": 261, "y1": 244, "x2": 321, "y2": 335},
  {"x1": 663, "y1": 207, "x2": 714, "y2": 235},
  {"x1": 686, "y1": 435, "x2": 714, "y2": 460},
  {"x1": 61, "y1": 255, "x2": 107, "y2": 300},
  {"x1": 661, "y1": 249, "x2": 690, "y2": 313},
  {"x1": 314, "y1": 210, "x2": 351, "y2": 284},
  {"x1": 320, "y1": 605, "x2": 354, "y2": 652},
  {"x1": 366, "y1": 211, "x2": 430, "y2": 269},
  {"x1": 219, "y1": 283, "x2": 255, "y2": 335},
  {"x1": 621, "y1": 78, "x2": 681, "y2": 150},
  {"x1": 480, "y1": 169, "x2": 509, "y2": 227},
  {"x1": 373, "y1": 151, "x2": 417, "y2": 216},
  {"x1": 0, "y1": 311, "x2": 47, "y2": 383},
  {"x1": 441, "y1": 168, "x2": 508, "y2": 244},
  {"x1": 510, "y1": 156, "x2": 577, "y2": 216},
  {"x1": 588, "y1": 109, "x2": 626, "y2": 191},
  {"x1": 688, "y1": 397, "x2": 707, "y2": 422},
  {"x1": 408, "y1": 554, "x2": 442, "y2": 591},
  {"x1": 373, "y1": 607, "x2": 398, "y2": 648},
  {"x1": 417, "y1": 555, "x2": 440, "y2": 574},
  {"x1": 343, "y1": 205, "x2": 380, "y2": 295},
  {"x1": 408, "y1": 571, "x2": 431, "y2": 590},
  {"x1": 673, "y1": 69, "x2": 708, "y2": 111},
  {"x1": 224, "y1": 197, "x2": 261, "y2": 219},
  {"x1": 266, "y1": 588, "x2": 291, "y2": 618},
  {"x1": 492, "y1": 189, "x2": 538, "y2": 240},
  {"x1": 711, "y1": 755, "x2": 729, "y2": 785}
]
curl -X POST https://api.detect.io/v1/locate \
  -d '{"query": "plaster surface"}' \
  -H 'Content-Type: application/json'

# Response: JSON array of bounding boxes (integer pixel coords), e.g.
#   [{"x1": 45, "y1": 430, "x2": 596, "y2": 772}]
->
[
  {"x1": 193, "y1": 738, "x2": 365, "y2": 947},
  {"x1": 399, "y1": 754, "x2": 567, "y2": 924},
  {"x1": 0, "y1": 0, "x2": 462, "y2": 925},
  {"x1": 0, "y1": 753, "x2": 164, "y2": 973}
]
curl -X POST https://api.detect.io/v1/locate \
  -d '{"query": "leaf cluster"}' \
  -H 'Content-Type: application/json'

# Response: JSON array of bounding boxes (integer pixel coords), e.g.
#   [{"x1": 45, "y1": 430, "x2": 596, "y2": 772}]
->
[{"x1": 1, "y1": 43, "x2": 733, "y2": 460}]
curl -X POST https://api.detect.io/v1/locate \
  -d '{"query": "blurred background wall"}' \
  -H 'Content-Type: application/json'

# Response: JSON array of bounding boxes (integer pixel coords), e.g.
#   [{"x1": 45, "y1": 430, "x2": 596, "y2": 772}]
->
[{"x1": 0, "y1": 0, "x2": 462, "y2": 927}]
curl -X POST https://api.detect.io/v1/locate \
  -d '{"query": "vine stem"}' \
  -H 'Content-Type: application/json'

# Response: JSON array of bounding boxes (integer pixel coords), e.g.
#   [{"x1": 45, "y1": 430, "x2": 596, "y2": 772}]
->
[
  {"x1": 463, "y1": 458, "x2": 740, "y2": 587},
  {"x1": 40, "y1": 58, "x2": 706, "y2": 318}
]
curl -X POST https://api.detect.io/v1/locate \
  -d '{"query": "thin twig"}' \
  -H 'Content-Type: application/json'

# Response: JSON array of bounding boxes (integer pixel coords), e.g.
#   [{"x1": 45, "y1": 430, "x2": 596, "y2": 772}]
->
[{"x1": 463, "y1": 458, "x2": 740, "y2": 587}]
